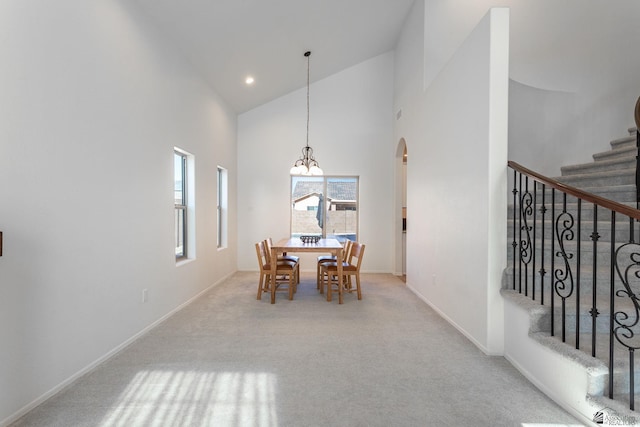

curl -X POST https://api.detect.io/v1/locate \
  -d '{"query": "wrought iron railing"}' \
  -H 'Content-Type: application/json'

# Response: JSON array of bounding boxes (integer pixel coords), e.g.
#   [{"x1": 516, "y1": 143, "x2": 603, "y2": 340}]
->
[{"x1": 509, "y1": 160, "x2": 640, "y2": 410}]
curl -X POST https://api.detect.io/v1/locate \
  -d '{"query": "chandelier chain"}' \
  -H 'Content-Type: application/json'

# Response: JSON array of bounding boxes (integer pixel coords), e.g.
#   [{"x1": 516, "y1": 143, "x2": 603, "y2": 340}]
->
[
  {"x1": 290, "y1": 50, "x2": 322, "y2": 175},
  {"x1": 306, "y1": 51, "x2": 310, "y2": 149}
]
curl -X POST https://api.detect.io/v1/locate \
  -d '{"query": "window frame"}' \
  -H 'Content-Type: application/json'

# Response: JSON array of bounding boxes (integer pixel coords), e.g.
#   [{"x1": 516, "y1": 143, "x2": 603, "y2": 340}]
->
[
  {"x1": 290, "y1": 175, "x2": 359, "y2": 243},
  {"x1": 175, "y1": 150, "x2": 188, "y2": 260},
  {"x1": 217, "y1": 166, "x2": 228, "y2": 249}
]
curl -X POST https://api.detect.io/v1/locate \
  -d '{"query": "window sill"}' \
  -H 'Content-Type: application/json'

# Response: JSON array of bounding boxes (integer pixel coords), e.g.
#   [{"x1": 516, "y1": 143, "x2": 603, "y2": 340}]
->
[{"x1": 176, "y1": 258, "x2": 195, "y2": 267}]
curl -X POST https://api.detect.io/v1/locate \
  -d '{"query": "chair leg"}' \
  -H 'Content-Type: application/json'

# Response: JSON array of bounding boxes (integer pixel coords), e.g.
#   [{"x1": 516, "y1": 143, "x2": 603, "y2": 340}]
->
[
  {"x1": 355, "y1": 273, "x2": 362, "y2": 300},
  {"x1": 322, "y1": 266, "x2": 332, "y2": 301},
  {"x1": 257, "y1": 273, "x2": 264, "y2": 299},
  {"x1": 288, "y1": 271, "x2": 295, "y2": 300},
  {"x1": 319, "y1": 266, "x2": 325, "y2": 294}
]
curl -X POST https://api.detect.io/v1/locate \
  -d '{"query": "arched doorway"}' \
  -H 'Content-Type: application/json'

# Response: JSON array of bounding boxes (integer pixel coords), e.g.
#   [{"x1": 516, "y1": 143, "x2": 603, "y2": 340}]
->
[{"x1": 395, "y1": 139, "x2": 407, "y2": 281}]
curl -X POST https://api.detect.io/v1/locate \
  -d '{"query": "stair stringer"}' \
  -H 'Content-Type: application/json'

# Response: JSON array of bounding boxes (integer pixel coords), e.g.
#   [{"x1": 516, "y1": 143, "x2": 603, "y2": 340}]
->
[{"x1": 501, "y1": 285, "x2": 640, "y2": 426}]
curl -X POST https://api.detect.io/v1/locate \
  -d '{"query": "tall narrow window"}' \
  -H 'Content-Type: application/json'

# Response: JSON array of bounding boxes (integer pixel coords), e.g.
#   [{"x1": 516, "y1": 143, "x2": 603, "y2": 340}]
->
[
  {"x1": 217, "y1": 166, "x2": 228, "y2": 249},
  {"x1": 174, "y1": 151, "x2": 187, "y2": 259},
  {"x1": 174, "y1": 147, "x2": 195, "y2": 263},
  {"x1": 291, "y1": 176, "x2": 358, "y2": 242}
]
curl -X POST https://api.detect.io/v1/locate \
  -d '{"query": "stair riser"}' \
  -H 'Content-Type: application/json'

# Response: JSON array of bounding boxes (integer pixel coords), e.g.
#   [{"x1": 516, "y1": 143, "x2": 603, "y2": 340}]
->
[
  {"x1": 548, "y1": 313, "x2": 616, "y2": 336},
  {"x1": 593, "y1": 147, "x2": 637, "y2": 162},
  {"x1": 507, "y1": 220, "x2": 637, "y2": 242},
  {"x1": 562, "y1": 159, "x2": 636, "y2": 176},
  {"x1": 508, "y1": 204, "x2": 638, "y2": 221},
  {"x1": 509, "y1": 188, "x2": 637, "y2": 205},
  {"x1": 505, "y1": 287, "x2": 634, "y2": 336},
  {"x1": 504, "y1": 269, "x2": 618, "y2": 297},
  {"x1": 610, "y1": 135, "x2": 637, "y2": 150},
  {"x1": 507, "y1": 264, "x2": 620, "y2": 290},
  {"x1": 585, "y1": 190, "x2": 636, "y2": 204},
  {"x1": 557, "y1": 173, "x2": 635, "y2": 188},
  {"x1": 507, "y1": 242, "x2": 623, "y2": 265}
]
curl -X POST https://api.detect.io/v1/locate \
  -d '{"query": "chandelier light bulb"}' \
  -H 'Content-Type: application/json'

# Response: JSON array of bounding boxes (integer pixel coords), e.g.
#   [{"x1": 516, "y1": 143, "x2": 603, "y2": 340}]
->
[{"x1": 309, "y1": 165, "x2": 323, "y2": 175}]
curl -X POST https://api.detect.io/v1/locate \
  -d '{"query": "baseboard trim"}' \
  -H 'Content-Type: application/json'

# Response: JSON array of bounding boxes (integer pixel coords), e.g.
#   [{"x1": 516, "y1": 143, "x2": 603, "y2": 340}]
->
[{"x1": 1, "y1": 271, "x2": 235, "y2": 427}]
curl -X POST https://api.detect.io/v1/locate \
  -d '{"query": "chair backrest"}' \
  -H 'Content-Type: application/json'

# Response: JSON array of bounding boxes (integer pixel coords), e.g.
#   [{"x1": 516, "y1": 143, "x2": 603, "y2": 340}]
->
[
  {"x1": 265, "y1": 237, "x2": 274, "y2": 263},
  {"x1": 255, "y1": 241, "x2": 268, "y2": 271},
  {"x1": 343, "y1": 239, "x2": 354, "y2": 261},
  {"x1": 348, "y1": 242, "x2": 365, "y2": 271}
]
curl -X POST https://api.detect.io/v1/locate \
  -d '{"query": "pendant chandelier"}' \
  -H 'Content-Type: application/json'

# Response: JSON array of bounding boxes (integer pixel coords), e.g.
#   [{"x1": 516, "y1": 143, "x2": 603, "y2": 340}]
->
[{"x1": 290, "y1": 51, "x2": 323, "y2": 176}]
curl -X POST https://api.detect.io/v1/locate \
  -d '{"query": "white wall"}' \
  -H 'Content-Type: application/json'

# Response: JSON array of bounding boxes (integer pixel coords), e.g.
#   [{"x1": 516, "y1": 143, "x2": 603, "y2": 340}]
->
[
  {"x1": 507, "y1": 81, "x2": 579, "y2": 176},
  {"x1": 393, "y1": 0, "x2": 425, "y2": 277},
  {"x1": 394, "y1": 6, "x2": 509, "y2": 354},
  {"x1": 0, "y1": 1, "x2": 237, "y2": 424},
  {"x1": 237, "y1": 53, "x2": 395, "y2": 273}
]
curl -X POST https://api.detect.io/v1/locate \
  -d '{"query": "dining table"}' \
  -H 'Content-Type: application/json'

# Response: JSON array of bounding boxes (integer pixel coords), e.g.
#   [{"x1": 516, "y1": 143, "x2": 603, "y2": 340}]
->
[{"x1": 270, "y1": 237, "x2": 345, "y2": 304}]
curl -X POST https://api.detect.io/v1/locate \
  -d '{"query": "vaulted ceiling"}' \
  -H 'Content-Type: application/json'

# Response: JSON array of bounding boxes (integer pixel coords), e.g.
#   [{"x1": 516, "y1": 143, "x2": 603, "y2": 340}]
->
[
  {"x1": 131, "y1": 0, "x2": 640, "y2": 114},
  {"x1": 132, "y1": 0, "x2": 416, "y2": 113}
]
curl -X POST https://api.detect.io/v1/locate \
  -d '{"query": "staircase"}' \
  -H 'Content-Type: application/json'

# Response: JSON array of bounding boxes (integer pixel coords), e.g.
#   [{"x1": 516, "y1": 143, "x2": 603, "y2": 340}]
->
[
  {"x1": 504, "y1": 127, "x2": 640, "y2": 424},
  {"x1": 558, "y1": 130, "x2": 638, "y2": 203}
]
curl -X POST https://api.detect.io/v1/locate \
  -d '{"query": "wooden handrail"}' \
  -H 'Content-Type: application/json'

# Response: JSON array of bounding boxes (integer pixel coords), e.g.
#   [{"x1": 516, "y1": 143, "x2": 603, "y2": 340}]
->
[{"x1": 508, "y1": 160, "x2": 640, "y2": 221}]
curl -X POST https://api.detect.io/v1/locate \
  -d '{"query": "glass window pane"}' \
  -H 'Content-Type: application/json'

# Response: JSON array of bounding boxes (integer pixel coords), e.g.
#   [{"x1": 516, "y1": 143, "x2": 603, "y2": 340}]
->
[
  {"x1": 291, "y1": 176, "x2": 324, "y2": 237},
  {"x1": 325, "y1": 177, "x2": 358, "y2": 243},
  {"x1": 174, "y1": 153, "x2": 184, "y2": 205},
  {"x1": 175, "y1": 208, "x2": 185, "y2": 257}
]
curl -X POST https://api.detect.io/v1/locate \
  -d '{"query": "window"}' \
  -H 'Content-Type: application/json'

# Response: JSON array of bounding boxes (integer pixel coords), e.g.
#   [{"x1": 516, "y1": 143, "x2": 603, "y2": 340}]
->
[
  {"x1": 217, "y1": 166, "x2": 228, "y2": 249},
  {"x1": 174, "y1": 151, "x2": 187, "y2": 259},
  {"x1": 174, "y1": 148, "x2": 195, "y2": 261},
  {"x1": 291, "y1": 176, "x2": 358, "y2": 242}
]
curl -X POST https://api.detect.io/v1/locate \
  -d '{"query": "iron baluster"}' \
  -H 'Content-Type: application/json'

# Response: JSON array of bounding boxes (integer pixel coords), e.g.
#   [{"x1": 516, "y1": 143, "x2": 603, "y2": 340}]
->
[
  {"x1": 576, "y1": 198, "x2": 581, "y2": 350},
  {"x1": 591, "y1": 204, "x2": 600, "y2": 357},
  {"x1": 629, "y1": 217, "x2": 636, "y2": 410},
  {"x1": 609, "y1": 211, "x2": 615, "y2": 400},
  {"x1": 551, "y1": 189, "x2": 556, "y2": 336},
  {"x1": 519, "y1": 173, "x2": 523, "y2": 293},
  {"x1": 540, "y1": 185, "x2": 547, "y2": 305},
  {"x1": 632, "y1": 348, "x2": 636, "y2": 411},
  {"x1": 520, "y1": 176, "x2": 533, "y2": 297},
  {"x1": 512, "y1": 170, "x2": 518, "y2": 290},
  {"x1": 532, "y1": 181, "x2": 538, "y2": 300},
  {"x1": 554, "y1": 192, "x2": 575, "y2": 343}
]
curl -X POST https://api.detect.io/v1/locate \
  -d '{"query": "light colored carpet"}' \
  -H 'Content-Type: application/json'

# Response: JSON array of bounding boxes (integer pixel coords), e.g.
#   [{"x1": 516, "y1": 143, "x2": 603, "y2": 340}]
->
[{"x1": 11, "y1": 272, "x2": 583, "y2": 426}]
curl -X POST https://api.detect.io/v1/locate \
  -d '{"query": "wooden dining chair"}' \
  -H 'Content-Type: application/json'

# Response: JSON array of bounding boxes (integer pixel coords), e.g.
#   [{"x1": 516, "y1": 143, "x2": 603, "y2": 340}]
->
[
  {"x1": 255, "y1": 240, "x2": 298, "y2": 301},
  {"x1": 316, "y1": 239, "x2": 353, "y2": 291},
  {"x1": 266, "y1": 237, "x2": 300, "y2": 284},
  {"x1": 320, "y1": 242, "x2": 365, "y2": 304}
]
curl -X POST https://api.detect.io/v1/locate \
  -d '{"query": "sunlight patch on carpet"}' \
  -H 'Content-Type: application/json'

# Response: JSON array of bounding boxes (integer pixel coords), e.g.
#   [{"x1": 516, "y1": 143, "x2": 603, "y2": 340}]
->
[{"x1": 98, "y1": 370, "x2": 278, "y2": 426}]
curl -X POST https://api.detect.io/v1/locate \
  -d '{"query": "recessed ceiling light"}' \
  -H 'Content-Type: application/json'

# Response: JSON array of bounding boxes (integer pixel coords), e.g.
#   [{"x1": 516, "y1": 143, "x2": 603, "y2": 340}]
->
[{"x1": 245, "y1": 76, "x2": 255, "y2": 85}]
